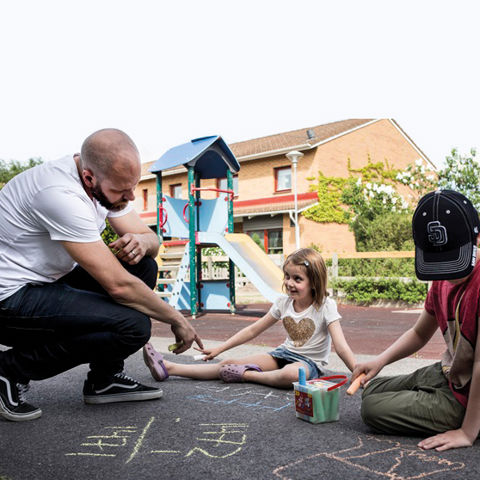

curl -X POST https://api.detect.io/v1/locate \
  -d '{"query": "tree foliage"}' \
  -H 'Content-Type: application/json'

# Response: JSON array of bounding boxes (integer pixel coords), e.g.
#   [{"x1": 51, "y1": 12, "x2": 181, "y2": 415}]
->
[
  {"x1": 436, "y1": 148, "x2": 480, "y2": 210},
  {"x1": 101, "y1": 220, "x2": 119, "y2": 246},
  {"x1": 340, "y1": 164, "x2": 412, "y2": 251},
  {"x1": 0, "y1": 158, "x2": 43, "y2": 189}
]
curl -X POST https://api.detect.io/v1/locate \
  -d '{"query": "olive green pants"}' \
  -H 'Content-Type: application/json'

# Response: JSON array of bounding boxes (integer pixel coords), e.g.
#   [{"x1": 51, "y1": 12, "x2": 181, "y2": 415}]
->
[{"x1": 361, "y1": 362, "x2": 466, "y2": 436}]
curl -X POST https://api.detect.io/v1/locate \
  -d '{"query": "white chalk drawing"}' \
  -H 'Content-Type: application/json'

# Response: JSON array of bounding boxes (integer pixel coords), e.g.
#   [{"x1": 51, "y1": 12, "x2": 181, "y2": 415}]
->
[{"x1": 272, "y1": 436, "x2": 465, "y2": 480}]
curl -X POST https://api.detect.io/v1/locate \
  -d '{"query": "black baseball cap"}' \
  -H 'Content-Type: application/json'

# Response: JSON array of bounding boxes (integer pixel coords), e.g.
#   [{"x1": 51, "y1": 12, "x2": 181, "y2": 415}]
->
[{"x1": 412, "y1": 190, "x2": 480, "y2": 281}]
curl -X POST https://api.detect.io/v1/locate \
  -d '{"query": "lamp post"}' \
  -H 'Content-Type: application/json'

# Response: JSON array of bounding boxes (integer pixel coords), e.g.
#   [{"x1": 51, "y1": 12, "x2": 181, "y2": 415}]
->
[{"x1": 286, "y1": 150, "x2": 304, "y2": 250}]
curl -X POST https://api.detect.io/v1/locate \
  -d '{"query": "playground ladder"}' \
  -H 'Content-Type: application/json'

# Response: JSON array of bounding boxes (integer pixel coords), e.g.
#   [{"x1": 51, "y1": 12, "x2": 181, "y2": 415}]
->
[{"x1": 156, "y1": 243, "x2": 190, "y2": 309}]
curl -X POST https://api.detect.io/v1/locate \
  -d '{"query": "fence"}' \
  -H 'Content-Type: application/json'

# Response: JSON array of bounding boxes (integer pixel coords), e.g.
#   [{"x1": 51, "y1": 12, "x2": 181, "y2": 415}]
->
[
  {"x1": 202, "y1": 251, "x2": 417, "y2": 285},
  {"x1": 323, "y1": 251, "x2": 416, "y2": 282}
]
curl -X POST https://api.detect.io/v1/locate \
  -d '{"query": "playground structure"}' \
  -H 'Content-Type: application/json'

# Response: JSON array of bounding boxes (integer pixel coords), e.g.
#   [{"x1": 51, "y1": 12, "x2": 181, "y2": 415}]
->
[{"x1": 149, "y1": 136, "x2": 284, "y2": 317}]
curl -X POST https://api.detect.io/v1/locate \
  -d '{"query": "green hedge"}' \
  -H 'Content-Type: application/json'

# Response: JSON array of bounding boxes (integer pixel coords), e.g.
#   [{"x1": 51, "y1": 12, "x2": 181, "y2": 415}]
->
[{"x1": 331, "y1": 278, "x2": 427, "y2": 305}]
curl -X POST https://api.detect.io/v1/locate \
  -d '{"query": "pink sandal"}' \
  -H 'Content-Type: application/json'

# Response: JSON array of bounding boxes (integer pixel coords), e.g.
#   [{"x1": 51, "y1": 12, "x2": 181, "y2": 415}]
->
[
  {"x1": 143, "y1": 342, "x2": 169, "y2": 381},
  {"x1": 219, "y1": 364, "x2": 262, "y2": 383}
]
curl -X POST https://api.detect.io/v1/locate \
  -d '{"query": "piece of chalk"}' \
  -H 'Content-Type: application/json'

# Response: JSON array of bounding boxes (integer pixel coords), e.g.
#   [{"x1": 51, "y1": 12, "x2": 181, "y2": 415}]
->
[
  {"x1": 346, "y1": 373, "x2": 366, "y2": 395},
  {"x1": 168, "y1": 341, "x2": 184, "y2": 352},
  {"x1": 298, "y1": 367, "x2": 307, "y2": 386},
  {"x1": 193, "y1": 354, "x2": 206, "y2": 361}
]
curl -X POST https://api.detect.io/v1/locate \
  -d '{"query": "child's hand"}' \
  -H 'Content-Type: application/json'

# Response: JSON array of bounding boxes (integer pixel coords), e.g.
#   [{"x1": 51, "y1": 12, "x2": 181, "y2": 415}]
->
[
  {"x1": 194, "y1": 346, "x2": 222, "y2": 361},
  {"x1": 418, "y1": 429, "x2": 474, "y2": 451},
  {"x1": 352, "y1": 359, "x2": 382, "y2": 385}
]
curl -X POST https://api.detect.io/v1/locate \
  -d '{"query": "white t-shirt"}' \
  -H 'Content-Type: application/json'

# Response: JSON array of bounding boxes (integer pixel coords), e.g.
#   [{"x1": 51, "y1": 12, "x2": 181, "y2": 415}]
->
[
  {"x1": 269, "y1": 295, "x2": 342, "y2": 368},
  {"x1": 0, "y1": 155, "x2": 132, "y2": 301}
]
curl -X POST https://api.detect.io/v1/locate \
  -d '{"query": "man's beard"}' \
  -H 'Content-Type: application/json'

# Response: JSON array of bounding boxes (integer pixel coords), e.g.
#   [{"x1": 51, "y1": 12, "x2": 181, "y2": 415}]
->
[{"x1": 91, "y1": 183, "x2": 128, "y2": 212}]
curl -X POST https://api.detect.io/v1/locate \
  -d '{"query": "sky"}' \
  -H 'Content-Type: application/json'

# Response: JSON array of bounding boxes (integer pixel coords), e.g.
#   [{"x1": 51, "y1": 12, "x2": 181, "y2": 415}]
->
[{"x1": 0, "y1": 0, "x2": 479, "y2": 169}]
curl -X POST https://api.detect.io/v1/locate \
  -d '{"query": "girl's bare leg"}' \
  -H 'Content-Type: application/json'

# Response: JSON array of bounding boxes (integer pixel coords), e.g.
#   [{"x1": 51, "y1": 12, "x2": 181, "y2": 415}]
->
[
  {"x1": 163, "y1": 353, "x2": 278, "y2": 381},
  {"x1": 220, "y1": 353, "x2": 279, "y2": 372},
  {"x1": 162, "y1": 359, "x2": 222, "y2": 380},
  {"x1": 243, "y1": 362, "x2": 303, "y2": 388}
]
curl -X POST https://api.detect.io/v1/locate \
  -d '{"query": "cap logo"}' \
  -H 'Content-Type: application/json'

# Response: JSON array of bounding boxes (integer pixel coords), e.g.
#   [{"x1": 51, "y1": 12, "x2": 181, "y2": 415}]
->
[{"x1": 427, "y1": 221, "x2": 448, "y2": 246}]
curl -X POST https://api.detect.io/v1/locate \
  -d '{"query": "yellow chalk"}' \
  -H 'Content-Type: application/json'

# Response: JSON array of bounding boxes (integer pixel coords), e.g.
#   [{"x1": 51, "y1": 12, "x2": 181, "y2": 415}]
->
[{"x1": 168, "y1": 341, "x2": 184, "y2": 352}]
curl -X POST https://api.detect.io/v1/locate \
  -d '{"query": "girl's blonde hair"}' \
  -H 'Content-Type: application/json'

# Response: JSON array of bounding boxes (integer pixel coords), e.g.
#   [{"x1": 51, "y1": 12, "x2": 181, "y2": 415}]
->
[{"x1": 283, "y1": 248, "x2": 328, "y2": 308}]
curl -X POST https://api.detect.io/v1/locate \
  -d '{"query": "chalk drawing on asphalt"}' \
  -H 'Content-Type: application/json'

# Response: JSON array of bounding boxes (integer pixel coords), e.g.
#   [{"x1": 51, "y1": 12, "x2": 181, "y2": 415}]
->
[
  {"x1": 272, "y1": 435, "x2": 465, "y2": 480},
  {"x1": 185, "y1": 382, "x2": 293, "y2": 412},
  {"x1": 65, "y1": 417, "x2": 249, "y2": 461}
]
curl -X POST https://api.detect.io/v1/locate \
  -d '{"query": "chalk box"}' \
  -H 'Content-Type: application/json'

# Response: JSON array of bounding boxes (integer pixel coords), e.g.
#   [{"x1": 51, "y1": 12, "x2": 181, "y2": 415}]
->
[{"x1": 293, "y1": 379, "x2": 341, "y2": 424}]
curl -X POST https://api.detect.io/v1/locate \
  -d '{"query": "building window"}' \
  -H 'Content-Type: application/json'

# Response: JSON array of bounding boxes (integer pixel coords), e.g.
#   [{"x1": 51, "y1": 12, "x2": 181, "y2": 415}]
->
[
  {"x1": 275, "y1": 167, "x2": 291, "y2": 192},
  {"x1": 217, "y1": 176, "x2": 239, "y2": 197},
  {"x1": 247, "y1": 229, "x2": 283, "y2": 254},
  {"x1": 170, "y1": 184, "x2": 182, "y2": 198},
  {"x1": 267, "y1": 229, "x2": 283, "y2": 254},
  {"x1": 142, "y1": 189, "x2": 148, "y2": 211}
]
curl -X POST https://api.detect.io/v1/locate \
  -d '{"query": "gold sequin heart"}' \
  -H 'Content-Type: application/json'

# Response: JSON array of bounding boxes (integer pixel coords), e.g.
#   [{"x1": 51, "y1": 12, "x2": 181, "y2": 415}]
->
[{"x1": 283, "y1": 316, "x2": 315, "y2": 347}]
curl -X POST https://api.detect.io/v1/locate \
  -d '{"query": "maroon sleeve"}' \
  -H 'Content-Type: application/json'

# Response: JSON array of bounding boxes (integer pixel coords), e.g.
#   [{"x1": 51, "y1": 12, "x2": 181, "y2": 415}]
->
[{"x1": 424, "y1": 282, "x2": 436, "y2": 316}]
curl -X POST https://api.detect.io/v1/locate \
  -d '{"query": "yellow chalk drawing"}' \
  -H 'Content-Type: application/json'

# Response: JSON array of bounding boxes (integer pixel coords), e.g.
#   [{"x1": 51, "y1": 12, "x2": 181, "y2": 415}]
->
[
  {"x1": 273, "y1": 436, "x2": 465, "y2": 480},
  {"x1": 150, "y1": 450, "x2": 181, "y2": 454},
  {"x1": 66, "y1": 418, "x2": 249, "y2": 462},
  {"x1": 184, "y1": 446, "x2": 243, "y2": 459},
  {"x1": 65, "y1": 422, "x2": 148, "y2": 459},
  {"x1": 65, "y1": 453, "x2": 116, "y2": 457},
  {"x1": 125, "y1": 417, "x2": 155, "y2": 464}
]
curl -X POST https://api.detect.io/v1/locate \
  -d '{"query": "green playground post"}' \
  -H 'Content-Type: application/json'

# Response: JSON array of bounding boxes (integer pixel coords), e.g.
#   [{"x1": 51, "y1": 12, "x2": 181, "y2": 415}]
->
[
  {"x1": 156, "y1": 173, "x2": 163, "y2": 243},
  {"x1": 187, "y1": 167, "x2": 198, "y2": 316},
  {"x1": 195, "y1": 174, "x2": 202, "y2": 314},
  {"x1": 227, "y1": 170, "x2": 236, "y2": 314}
]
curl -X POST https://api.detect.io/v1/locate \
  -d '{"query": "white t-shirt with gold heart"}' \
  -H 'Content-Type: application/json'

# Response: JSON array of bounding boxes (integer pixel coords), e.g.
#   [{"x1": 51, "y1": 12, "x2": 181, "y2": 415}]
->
[{"x1": 269, "y1": 295, "x2": 341, "y2": 368}]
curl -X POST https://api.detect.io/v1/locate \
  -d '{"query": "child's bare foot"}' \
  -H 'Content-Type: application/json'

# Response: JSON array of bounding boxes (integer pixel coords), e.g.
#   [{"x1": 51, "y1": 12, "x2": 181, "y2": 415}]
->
[{"x1": 162, "y1": 359, "x2": 173, "y2": 370}]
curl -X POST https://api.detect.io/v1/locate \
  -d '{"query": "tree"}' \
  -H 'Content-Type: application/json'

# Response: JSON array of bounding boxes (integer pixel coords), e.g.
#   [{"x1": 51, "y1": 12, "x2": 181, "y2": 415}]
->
[
  {"x1": 101, "y1": 220, "x2": 118, "y2": 246},
  {"x1": 250, "y1": 233, "x2": 265, "y2": 251},
  {"x1": 341, "y1": 176, "x2": 411, "y2": 251},
  {"x1": 436, "y1": 148, "x2": 480, "y2": 210},
  {"x1": 0, "y1": 158, "x2": 43, "y2": 189}
]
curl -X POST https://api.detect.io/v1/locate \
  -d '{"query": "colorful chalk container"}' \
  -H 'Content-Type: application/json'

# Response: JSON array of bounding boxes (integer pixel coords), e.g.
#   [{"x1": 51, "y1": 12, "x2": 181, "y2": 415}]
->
[{"x1": 293, "y1": 374, "x2": 348, "y2": 424}]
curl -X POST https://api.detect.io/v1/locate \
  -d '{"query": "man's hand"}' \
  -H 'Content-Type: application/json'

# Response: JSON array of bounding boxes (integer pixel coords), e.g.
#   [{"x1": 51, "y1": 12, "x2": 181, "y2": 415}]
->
[
  {"x1": 418, "y1": 429, "x2": 474, "y2": 451},
  {"x1": 170, "y1": 322, "x2": 204, "y2": 354},
  {"x1": 109, "y1": 233, "x2": 147, "y2": 265}
]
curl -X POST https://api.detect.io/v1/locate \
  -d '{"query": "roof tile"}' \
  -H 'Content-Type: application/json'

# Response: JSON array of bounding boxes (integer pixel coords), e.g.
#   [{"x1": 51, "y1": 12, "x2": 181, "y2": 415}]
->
[{"x1": 229, "y1": 119, "x2": 374, "y2": 158}]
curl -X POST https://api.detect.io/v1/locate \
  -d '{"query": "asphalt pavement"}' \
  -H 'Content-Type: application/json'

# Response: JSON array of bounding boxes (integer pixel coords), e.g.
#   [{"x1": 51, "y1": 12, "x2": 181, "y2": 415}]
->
[{"x1": 1, "y1": 304, "x2": 479, "y2": 480}]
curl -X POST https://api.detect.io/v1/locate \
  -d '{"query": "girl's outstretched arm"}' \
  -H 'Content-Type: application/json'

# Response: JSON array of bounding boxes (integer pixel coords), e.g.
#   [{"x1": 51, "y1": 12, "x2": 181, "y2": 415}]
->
[
  {"x1": 199, "y1": 311, "x2": 279, "y2": 360},
  {"x1": 328, "y1": 320, "x2": 356, "y2": 371}
]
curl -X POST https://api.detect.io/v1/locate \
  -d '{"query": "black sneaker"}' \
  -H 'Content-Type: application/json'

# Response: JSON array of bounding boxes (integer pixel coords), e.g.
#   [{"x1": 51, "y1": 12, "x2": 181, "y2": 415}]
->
[
  {"x1": 83, "y1": 372, "x2": 163, "y2": 404},
  {"x1": 0, "y1": 375, "x2": 42, "y2": 422}
]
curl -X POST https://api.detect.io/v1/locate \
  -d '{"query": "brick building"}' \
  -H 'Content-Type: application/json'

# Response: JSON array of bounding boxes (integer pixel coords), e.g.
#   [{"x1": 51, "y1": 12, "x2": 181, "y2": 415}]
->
[{"x1": 134, "y1": 118, "x2": 432, "y2": 255}]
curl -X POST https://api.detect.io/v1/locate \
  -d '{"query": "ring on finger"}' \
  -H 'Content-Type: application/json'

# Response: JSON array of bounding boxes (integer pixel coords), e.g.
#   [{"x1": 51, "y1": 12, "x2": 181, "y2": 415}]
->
[{"x1": 131, "y1": 250, "x2": 136, "y2": 256}]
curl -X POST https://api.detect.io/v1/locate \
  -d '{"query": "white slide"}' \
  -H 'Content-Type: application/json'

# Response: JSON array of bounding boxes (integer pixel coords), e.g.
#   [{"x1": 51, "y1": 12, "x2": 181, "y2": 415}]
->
[{"x1": 198, "y1": 232, "x2": 284, "y2": 303}]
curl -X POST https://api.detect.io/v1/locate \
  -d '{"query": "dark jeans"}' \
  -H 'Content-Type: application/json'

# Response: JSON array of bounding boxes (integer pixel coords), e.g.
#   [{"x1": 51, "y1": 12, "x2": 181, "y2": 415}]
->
[{"x1": 0, "y1": 257, "x2": 158, "y2": 384}]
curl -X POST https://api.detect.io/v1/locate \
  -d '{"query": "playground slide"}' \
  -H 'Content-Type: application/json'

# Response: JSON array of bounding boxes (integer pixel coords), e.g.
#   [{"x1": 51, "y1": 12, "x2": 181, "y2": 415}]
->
[{"x1": 198, "y1": 232, "x2": 284, "y2": 303}]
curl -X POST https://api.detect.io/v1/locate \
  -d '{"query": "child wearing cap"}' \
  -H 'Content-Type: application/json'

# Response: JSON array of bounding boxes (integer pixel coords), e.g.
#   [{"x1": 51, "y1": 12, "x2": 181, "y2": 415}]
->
[{"x1": 352, "y1": 189, "x2": 480, "y2": 451}]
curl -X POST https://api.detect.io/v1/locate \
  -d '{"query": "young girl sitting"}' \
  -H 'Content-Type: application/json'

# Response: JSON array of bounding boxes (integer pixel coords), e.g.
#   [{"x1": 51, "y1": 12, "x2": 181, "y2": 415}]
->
[{"x1": 143, "y1": 248, "x2": 356, "y2": 388}]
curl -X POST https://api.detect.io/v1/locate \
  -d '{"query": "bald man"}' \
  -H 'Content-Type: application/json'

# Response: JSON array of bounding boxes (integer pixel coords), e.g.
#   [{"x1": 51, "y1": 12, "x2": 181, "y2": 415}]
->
[{"x1": 0, "y1": 128, "x2": 202, "y2": 421}]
